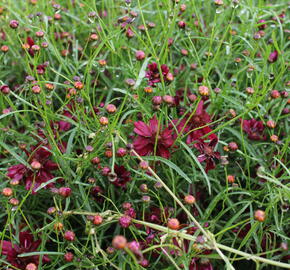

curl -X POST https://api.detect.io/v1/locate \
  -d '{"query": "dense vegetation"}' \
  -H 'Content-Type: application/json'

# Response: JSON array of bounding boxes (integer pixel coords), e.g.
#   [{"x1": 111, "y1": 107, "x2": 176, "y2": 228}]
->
[{"x1": 0, "y1": 0, "x2": 289, "y2": 269}]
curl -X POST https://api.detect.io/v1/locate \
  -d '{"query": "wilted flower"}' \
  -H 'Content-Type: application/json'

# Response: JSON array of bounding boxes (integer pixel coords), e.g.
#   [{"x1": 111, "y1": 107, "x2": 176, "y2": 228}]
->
[
  {"x1": 145, "y1": 62, "x2": 173, "y2": 87},
  {"x1": 111, "y1": 165, "x2": 131, "y2": 188},
  {"x1": 241, "y1": 119, "x2": 266, "y2": 140},
  {"x1": 194, "y1": 138, "x2": 220, "y2": 173}
]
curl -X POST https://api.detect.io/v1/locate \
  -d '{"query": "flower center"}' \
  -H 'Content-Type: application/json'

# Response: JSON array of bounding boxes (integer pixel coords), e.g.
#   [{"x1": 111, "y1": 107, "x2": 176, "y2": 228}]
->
[{"x1": 204, "y1": 146, "x2": 213, "y2": 155}]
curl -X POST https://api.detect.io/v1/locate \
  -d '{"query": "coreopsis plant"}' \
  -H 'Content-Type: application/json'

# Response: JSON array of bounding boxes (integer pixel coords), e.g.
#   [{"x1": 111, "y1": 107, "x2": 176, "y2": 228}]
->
[{"x1": 0, "y1": 0, "x2": 289, "y2": 269}]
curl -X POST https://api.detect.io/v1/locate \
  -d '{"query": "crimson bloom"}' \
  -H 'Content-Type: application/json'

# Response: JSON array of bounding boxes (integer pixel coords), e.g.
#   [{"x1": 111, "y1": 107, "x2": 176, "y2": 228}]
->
[
  {"x1": 27, "y1": 37, "x2": 35, "y2": 56},
  {"x1": 7, "y1": 144, "x2": 59, "y2": 193},
  {"x1": 241, "y1": 118, "x2": 266, "y2": 140},
  {"x1": 268, "y1": 50, "x2": 278, "y2": 63},
  {"x1": 112, "y1": 165, "x2": 131, "y2": 188},
  {"x1": 194, "y1": 138, "x2": 220, "y2": 173},
  {"x1": 0, "y1": 231, "x2": 50, "y2": 269},
  {"x1": 58, "y1": 110, "x2": 74, "y2": 131},
  {"x1": 176, "y1": 100, "x2": 217, "y2": 144},
  {"x1": 145, "y1": 62, "x2": 173, "y2": 87},
  {"x1": 133, "y1": 115, "x2": 175, "y2": 159}
]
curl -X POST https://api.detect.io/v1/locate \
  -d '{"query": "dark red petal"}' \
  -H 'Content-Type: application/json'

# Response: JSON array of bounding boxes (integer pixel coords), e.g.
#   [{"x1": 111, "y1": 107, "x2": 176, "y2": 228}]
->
[
  {"x1": 197, "y1": 154, "x2": 207, "y2": 163},
  {"x1": 195, "y1": 100, "x2": 204, "y2": 115},
  {"x1": 209, "y1": 138, "x2": 218, "y2": 147},
  {"x1": 135, "y1": 145, "x2": 152, "y2": 156},
  {"x1": 268, "y1": 50, "x2": 278, "y2": 63},
  {"x1": 19, "y1": 231, "x2": 34, "y2": 249},
  {"x1": 0, "y1": 240, "x2": 13, "y2": 255},
  {"x1": 133, "y1": 136, "x2": 150, "y2": 149},
  {"x1": 149, "y1": 115, "x2": 159, "y2": 134},
  {"x1": 58, "y1": 120, "x2": 71, "y2": 131},
  {"x1": 44, "y1": 160, "x2": 59, "y2": 171},
  {"x1": 134, "y1": 121, "x2": 152, "y2": 137},
  {"x1": 205, "y1": 159, "x2": 215, "y2": 173},
  {"x1": 157, "y1": 145, "x2": 171, "y2": 159},
  {"x1": 27, "y1": 36, "x2": 35, "y2": 47}
]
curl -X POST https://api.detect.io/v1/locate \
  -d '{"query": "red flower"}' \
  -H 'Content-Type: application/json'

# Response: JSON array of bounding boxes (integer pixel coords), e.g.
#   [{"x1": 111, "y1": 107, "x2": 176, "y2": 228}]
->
[
  {"x1": 241, "y1": 118, "x2": 266, "y2": 140},
  {"x1": 145, "y1": 206, "x2": 171, "y2": 225},
  {"x1": 145, "y1": 62, "x2": 173, "y2": 87},
  {"x1": 27, "y1": 37, "x2": 35, "y2": 56},
  {"x1": 58, "y1": 110, "x2": 74, "y2": 131},
  {"x1": 268, "y1": 50, "x2": 278, "y2": 63},
  {"x1": 112, "y1": 165, "x2": 131, "y2": 188},
  {"x1": 194, "y1": 138, "x2": 220, "y2": 173},
  {"x1": 0, "y1": 231, "x2": 50, "y2": 269},
  {"x1": 133, "y1": 115, "x2": 175, "y2": 158},
  {"x1": 7, "y1": 144, "x2": 59, "y2": 193},
  {"x1": 176, "y1": 100, "x2": 217, "y2": 144},
  {"x1": 6, "y1": 164, "x2": 27, "y2": 182}
]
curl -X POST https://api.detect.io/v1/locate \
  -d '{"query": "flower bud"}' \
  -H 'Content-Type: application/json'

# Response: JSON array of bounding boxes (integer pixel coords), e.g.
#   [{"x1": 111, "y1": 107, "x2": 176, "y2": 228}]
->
[
  {"x1": 198, "y1": 85, "x2": 209, "y2": 96},
  {"x1": 167, "y1": 218, "x2": 180, "y2": 230},
  {"x1": 47, "y1": 207, "x2": 56, "y2": 215},
  {"x1": 106, "y1": 104, "x2": 117, "y2": 113},
  {"x1": 91, "y1": 156, "x2": 101, "y2": 164},
  {"x1": 59, "y1": 187, "x2": 72, "y2": 198},
  {"x1": 122, "y1": 202, "x2": 132, "y2": 210},
  {"x1": 10, "y1": 20, "x2": 19, "y2": 29},
  {"x1": 246, "y1": 87, "x2": 254, "y2": 95},
  {"x1": 270, "y1": 135, "x2": 278, "y2": 143},
  {"x1": 64, "y1": 230, "x2": 75, "y2": 241},
  {"x1": 31, "y1": 160, "x2": 42, "y2": 170},
  {"x1": 139, "y1": 161, "x2": 149, "y2": 170},
  {"x1": 184, "y1": 195, "x2": 196, "y2": 204},
  {"x1": 64, "y1": 252, "x2": 74, "y2": 262},
  {"x1": 1, "y1": 45, "x2": 9, "y2": 53},
  {"x1": 112, "y1": 235, "x2": 127, "y2": 249},
  {"x1": 117, "y1": 148, "x2": 127, "y2": 157},
  {"x1": 135, "y1": 50, "x2": 145, "y2": 60},
  {"x1": 139, "y1": 259, "x2": 149, "y2": 267},
  {"x1": 152, "y1": 96, "x2": 162, "y2": 105},
  {"x1": 9, "y1": 198, "x2": 19, "y2": 206},
  {"x1": 31, "y1": 45, "x2": 40, "y2": 52},
  {"x1": 99, "y1": 116, "x2": 109, "y2": 126},
  {"x1": 266, "y1": 120, "x2": 276, "y2": 128},
  {"x1": 271, "y1": 90, "x2": 280, "y2": 99},
  {"x1": 0, "y1": 85, "x2": 10, "y2": 94},
  {"x1": 119, "y1": 215, "x2": 132, "y2": 229},
  {"x1": 54, "y1": 222, "x2": 64, "y2": 231},
  {"x1": 166, "y1": 72, "x2": 174, "y2": 82},
  {"x1": 144, "y1": 86, "x2": 153, "y2": 93},
  {"x1": 2, "y1": 187, "x2": 13, "y2": 197},
  {"x1": 142, "y1": 195, "x2": 151, "y2": 203},
  {"x1": 31, "y1": 85, "x2": 41, "y2": 94},
  {"x1": 163, "y1": 95, "x2": 174, "y2": 104},
  {"x1": 228, "y1": 142, "x2": 238, "y2": 151},
  {"x1": 25, "y1": 263, "x2": 37, "y2": 270},
  {"x1": 98, "y1": 59, "x2": 107, "y2": 66},
  {"x1": 178, "y1": 21, "x2": 186, "y2": 29},
  {"x1": 93, "y1": 215, "x2": 103, "y2": 225},
  {"x1": 227, "y1": 175, "x2": 235, "y2": 183},
  {"x1": 254, "y1": 210, "x2": 266, "y2": 222},
  {"x1": 139, "y1": 184, "x2": 148, "y2": 193}
]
